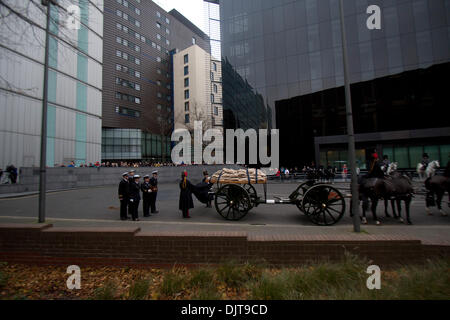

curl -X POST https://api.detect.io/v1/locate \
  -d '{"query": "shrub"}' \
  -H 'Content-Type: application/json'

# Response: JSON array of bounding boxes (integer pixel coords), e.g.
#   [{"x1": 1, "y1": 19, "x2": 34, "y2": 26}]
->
[
  {"x1": 93, "y1": 281, "x2": 118, "y2": 300},
  {"x1": 160, "y1": 270, "x2": 185, "y2": 297},
  {"x1": 128, "y1": 278, "x2": 151, "y2": 300}
]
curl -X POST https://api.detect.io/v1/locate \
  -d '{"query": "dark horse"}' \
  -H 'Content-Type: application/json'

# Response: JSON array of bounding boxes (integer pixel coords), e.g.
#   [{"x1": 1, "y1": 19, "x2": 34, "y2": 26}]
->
[
  {"x1": 359, "y1": 174, "x2": 414, "y2": 225},
  {"x1": 425, "y1": 175, "x2": 449, "y2": 216}
]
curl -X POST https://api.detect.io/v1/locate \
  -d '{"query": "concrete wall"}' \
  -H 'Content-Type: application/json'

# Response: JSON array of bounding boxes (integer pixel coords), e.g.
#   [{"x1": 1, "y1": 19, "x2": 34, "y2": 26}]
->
[{"x1": 0, "y1": 165, "x2": 239, "y2": 195}]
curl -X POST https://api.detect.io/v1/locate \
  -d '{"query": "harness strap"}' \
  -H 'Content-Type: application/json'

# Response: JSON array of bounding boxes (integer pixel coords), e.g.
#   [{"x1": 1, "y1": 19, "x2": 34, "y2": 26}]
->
[
  {"x1": 217, "y1": 170, "x2": 224, "y2": 185},
  {"x1": 246, "y1": 167, "x2": 251, "y2": 185}
]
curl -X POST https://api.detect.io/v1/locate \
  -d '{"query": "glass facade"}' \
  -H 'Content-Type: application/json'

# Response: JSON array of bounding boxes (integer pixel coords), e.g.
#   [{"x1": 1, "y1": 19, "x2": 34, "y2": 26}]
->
[
  {"x1": 102, "y1": 128, "x2": 171, "y2": 162},
  {"x1": 220, "y1": 0, "x2": 450, "y2": 168}
]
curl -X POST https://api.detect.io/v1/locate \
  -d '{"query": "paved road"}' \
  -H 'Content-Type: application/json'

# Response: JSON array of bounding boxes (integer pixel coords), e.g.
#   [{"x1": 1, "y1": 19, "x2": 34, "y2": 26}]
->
[{"x1": 0, "y1": 181, "x2": 448, "y2": 225}]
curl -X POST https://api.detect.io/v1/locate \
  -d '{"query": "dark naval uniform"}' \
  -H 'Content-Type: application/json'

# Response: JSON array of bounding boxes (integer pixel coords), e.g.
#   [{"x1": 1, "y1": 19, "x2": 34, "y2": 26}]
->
[
  {"x1": 128, "y1": 178, "x2": 141, "y2": 221},
  {"x1": 149, "y1": 173, "x2": 158, "y2": 213},
  {"x1": 141, "y1": 177, "x2": 152, "y2": 217},
  {"x1": 118, "y1": 175, "x2": 129, "y2": 220}
]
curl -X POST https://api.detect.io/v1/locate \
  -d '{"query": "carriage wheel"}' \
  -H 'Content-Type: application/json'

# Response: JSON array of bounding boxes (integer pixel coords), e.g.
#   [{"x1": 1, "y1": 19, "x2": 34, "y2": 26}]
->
[
  {"x1": 291, "y1": 181, "x2": 316, "y2": 211},
  {"x1": 215, "y1": 184, "x2": 251, "y2": 221},
  {"x1": 302, "y1": 185, "x2": 345, "y2": 226},
  {"x1": 243, "y1": 184, "x2": 257, "y2": 208}
]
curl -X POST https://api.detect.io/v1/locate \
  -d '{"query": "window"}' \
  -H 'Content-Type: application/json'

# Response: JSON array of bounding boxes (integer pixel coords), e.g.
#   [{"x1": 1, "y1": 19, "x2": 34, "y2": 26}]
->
[
  {"x1": 184, "y1": 78, "x2": 189, "y2": 87},
  {"x1": 192, "y1": 37, "x2": 196, "y2": 45},
  {"x1": 184, "y1": 101, "x2": 189, "y2": 111},
  {"x1": 184, "y1": 66, "x2": 189, "y2": 75},
  {"x1": 157, "y1": 104, "x2": 162, "y2": 110},
  {"x1": 165, "y1": 28, "x2": 170, "y2": 34},
  {"x1": 156, "y1": 22, "x2": 161, "y2": 29},
  {"x1": 214, "y1": 106, "x2": 219, "y2": 116},
  {"x1": 210, "y1": 72, "x2": 214, "y2": 81},
  {"x1": 213, "y1": 62, "x2": 217, "y2": 71},
  {"x1": 157, "y1": 69, "x2": 162, "y2": 74},
  {"x1": 185, "y1": 114, "x2": 190, "y2": 124},
  {"x1": 157, "y1": 11, "x2": 161, "y2": 18},
  {"x1": 213, "y1": 84, "x2": 218, "y2": 93},
  {"x1": 184, "y1": 54, "x2": 188, "y2": 64},
  {"x1": 135, "y1": 71, "x2": 140, "y2": 78},
  {"x1": 156, "y1": 80, "x2": 161, "y2": 86},
  {"x1": 165, "y1": 17, "x2": 170, "y2": 24},
  {"x1": 211, "y1": 94, "x2": 214, "y2": 103},
  {"x1": 184, "y1": 90, "x2": 189, "y2": 99}
]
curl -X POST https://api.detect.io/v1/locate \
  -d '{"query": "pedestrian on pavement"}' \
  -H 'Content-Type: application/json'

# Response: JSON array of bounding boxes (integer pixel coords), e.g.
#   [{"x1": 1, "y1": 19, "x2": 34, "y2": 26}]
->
[
  {"x1": 342, "y1": 164, "x2": 348, "y2": 182},
  {"x1": 150, "y1": 170, "x2": 159, "y2": 214},
  {"x1": 129, "y1": 175, "x2": 141, "y2": 221},
  {"x1": 141, "y1": 175, "x2": 152, "y2": 217},
  {"x1": 179, "y1": 171, "x2": 194, "y2": 219},
  {"x1": 118, "y1": 172, "x2": 130, "y2": 221}
]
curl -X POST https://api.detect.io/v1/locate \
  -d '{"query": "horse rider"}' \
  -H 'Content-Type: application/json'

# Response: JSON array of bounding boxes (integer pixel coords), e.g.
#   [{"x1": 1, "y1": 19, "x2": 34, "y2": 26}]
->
[
  {"x1": 367, "y1": 151, "x2": 384, "y2": 179},
  {"x1": 421, "y1": 153, "x2": 430, "y2": 171}
]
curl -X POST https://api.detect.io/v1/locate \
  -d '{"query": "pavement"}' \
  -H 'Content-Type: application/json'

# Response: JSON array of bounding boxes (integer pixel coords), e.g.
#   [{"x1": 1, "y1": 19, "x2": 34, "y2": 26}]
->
[{"x1": 0, "y1": 181, "x2": 449, "y2": 245}]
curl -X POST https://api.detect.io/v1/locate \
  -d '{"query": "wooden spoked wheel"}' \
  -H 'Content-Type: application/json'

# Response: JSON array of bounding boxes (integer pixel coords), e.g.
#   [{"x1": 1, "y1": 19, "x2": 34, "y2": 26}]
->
[
  {"x1": 302, "y1": 185, "x2": 346, "y2": 226},
  {"x1": 215, "y1": 184, "x2": 252, "y2": 221},
  {"x1": 292, "y1": 181, "x2": 316, "y2": 212},
  {"x1": 243, "y1": 184, "x2": 257, "y2": 208}
]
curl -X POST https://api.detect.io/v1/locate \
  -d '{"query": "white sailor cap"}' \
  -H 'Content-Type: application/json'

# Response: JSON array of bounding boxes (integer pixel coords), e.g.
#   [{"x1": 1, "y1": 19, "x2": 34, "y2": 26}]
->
[
  {"x1": 122, "y1": 172, "x2": 128, "y2": 177},
  {"x1": 144, "y1": 175, "x2": 150, "y2": 178},
  {"x1": 152, "y1": 170, "x2": 158, "y2": 174},
  {"x1": 134, "y1": 175, "x2": 141, "y2": 179}
]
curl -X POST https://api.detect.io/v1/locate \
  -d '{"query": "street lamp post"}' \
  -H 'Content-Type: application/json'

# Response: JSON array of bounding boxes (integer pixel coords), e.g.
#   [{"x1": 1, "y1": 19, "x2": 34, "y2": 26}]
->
[
  {"x1": 339, "y1": 0, "x2": 360, "y2": 233},
  {"x1": 39, "y1": 0, "x2": 57, "y2": 223}
]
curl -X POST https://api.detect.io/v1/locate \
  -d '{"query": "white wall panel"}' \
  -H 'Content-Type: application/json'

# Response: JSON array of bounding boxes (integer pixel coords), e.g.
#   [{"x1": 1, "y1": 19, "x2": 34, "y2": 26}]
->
[
  {"x1": 0, "y1": 49, "x2": 44, "y2": 99},
  {"x1": 88, "y1": 30, "x2": 103, "y2": 63},
  {"x1": 86, "y1": 86, "x2": 102, "y2": 116},
  {"x1": 55, "y1": 107, "x2": 76, "y2": 141},
  {"x1": 87, "y1": 58, "x2": 103, "y2": 89}
]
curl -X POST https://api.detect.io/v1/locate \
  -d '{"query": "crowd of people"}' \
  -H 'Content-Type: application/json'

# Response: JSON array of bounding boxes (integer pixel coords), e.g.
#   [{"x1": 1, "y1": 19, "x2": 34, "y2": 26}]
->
[
  {"x1": 0, "y1": 165, "x2": 18, "y2": 184},
  {"x1": 55, "y1": 161, "x2": 177, "y2": 168}
]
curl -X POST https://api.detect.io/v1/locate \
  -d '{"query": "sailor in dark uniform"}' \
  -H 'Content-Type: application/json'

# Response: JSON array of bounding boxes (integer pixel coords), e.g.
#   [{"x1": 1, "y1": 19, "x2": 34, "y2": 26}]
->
[
  {"x1": 149, "y1": 170, "x2": 159, "y2": 214},
  {"x1": 127, "y1": 170, "x2": 136, "y2": 218},
  {"x1": 128, "y1": 174, "x2": 141, "y2": 221},
  {"x1": 141, "y1": 175, "x2": 152, "y2": 217},
  {"x1": 118, "y1": 172, "x2": 130, "y2": 221}
]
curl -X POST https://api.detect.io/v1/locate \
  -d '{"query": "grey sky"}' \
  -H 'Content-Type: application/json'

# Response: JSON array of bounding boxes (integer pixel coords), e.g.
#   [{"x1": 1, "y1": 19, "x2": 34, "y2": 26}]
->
[{"x1": 152, "y1": 0, "x2": 206, "y2": 32}]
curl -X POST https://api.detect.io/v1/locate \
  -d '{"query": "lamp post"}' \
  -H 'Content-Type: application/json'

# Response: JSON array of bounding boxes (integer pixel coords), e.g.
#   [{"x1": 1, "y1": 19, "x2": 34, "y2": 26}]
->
[
  {"x1": 339, "y1": 0, "x2": 360, "y2": 233},
  {"x1": 39, "y1": 0, "x2": 57, "y2": 223}
]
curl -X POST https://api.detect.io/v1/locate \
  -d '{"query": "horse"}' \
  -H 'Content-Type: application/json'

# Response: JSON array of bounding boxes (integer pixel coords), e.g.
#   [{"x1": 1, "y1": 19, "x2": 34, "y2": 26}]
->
[
  {"x1": 359, "y1": 171, "x2": 414, "y2": 225},
  {"x1": 417, "y1": 160, "x2": 440, "y2": 180},
  {"x1": 425, "y1": 174, "x2": 449, "y2": 217}
]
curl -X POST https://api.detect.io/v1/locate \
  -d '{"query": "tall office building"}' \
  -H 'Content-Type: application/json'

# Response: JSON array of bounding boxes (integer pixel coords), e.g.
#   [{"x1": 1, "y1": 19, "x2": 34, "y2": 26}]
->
[
  {"x1": 219, "y1": 0, "x2": 450, "y2": 169},
  {"x1": 0, "y1": 0, "x2": 104, "y2": 169},
  {"x1": 102, "y1": 1, "x2": 210, "y2": 163},
  {"x1": 173, "y1": 45, "x2": 223, "y2": 132}
]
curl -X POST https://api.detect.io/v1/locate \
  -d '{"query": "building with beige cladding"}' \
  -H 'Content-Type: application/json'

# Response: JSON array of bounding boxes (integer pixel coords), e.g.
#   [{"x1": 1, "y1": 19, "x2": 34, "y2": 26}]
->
[{"x1": 173, "y1": 44, "x2": 223, "y2": 136}]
